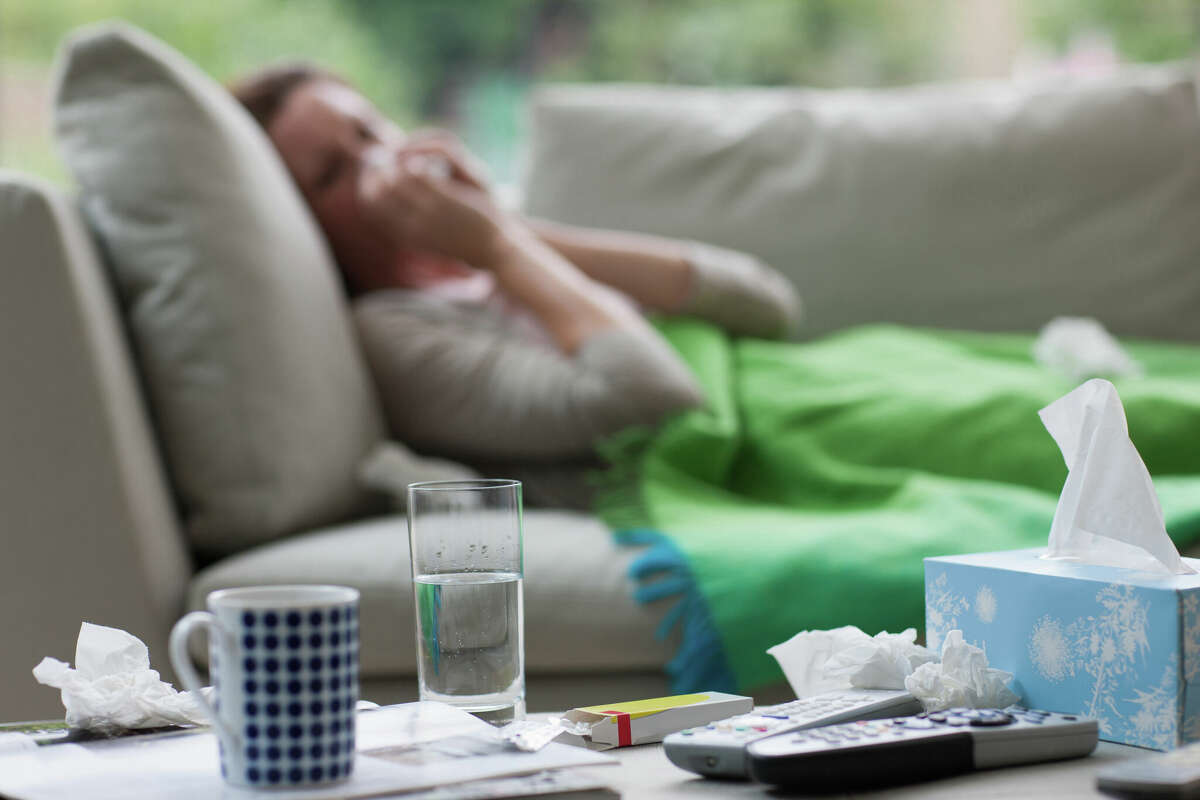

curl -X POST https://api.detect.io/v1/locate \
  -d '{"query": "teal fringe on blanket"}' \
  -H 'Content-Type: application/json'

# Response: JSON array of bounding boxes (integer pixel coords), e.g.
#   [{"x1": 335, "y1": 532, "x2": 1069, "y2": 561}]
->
[
  {"x1": 592, "y1": 427, "x2": 738, "y2": 693},
  {"x1": 614, "y1": 528, "x2": 737, "y2": 694}
]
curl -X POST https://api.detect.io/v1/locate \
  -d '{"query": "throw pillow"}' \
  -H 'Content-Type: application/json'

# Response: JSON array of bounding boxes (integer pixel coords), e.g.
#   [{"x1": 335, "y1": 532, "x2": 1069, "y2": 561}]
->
[{"x1": 54, "y1": 23, "x2": 387, "y2": 557}]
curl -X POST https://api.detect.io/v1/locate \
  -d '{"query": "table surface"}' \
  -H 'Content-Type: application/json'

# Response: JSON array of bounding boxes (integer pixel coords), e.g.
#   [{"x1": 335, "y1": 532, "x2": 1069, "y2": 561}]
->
[
  {"x1": 1, "y1": 713, "x2": 1147, "y2": 799},
  {"x1": 593, "y1": 739, "x2": 1143, "y2": 799}
]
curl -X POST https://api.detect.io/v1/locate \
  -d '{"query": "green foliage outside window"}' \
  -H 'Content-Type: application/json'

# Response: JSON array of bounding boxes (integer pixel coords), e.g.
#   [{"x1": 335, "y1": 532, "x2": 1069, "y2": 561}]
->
[{"x1": 2, "y1": 0, "x2": 1198, "y2": 184}]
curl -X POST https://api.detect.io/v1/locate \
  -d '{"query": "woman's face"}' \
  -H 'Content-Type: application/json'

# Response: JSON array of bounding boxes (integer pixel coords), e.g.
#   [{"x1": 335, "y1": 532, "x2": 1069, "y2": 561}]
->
[{"x1": 267, "y1": 80, "x2": 405, "y2": 291}]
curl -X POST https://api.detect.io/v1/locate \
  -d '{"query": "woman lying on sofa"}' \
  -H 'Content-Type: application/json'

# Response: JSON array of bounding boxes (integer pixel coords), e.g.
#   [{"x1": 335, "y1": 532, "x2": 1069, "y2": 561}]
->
[
  {"x1": 232, "y1": 64, "x2": 800, "y2": 507},
  {"x1": 229, "y1": 65, "x2": 1200, "y2": 696}
]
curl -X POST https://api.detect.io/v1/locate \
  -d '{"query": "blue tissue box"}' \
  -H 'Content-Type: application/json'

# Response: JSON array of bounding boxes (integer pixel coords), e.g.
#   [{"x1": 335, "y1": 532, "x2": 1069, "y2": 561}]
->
[{"x1": 924, "y1": 548, "x2": 1200, "y2": 750}]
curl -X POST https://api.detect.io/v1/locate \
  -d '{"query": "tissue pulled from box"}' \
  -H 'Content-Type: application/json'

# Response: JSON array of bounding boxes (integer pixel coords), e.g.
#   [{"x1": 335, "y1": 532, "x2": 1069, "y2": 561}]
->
[
  {"x1": 1033, "y1": 317, "x2": 1141, "y2": 382},
  {"x1": 1040, "y1": 378, "x2": 1194, "y2": 575},
  {"x1": 767, "y1": 626, "x2": 937, "y2": 698},
  {"x1": 32, "y1": 622, "x2": 209, "y2": 733},
  {"x1": 904, "y1": 630, "x2": 1020, "y2": 711}
]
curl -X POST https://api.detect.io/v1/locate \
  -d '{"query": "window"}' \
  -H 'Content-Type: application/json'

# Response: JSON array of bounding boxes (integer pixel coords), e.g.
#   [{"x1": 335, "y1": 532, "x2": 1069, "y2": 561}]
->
[{"x1": 2, "y1": 0, "x2": 1197, "y2": 185}]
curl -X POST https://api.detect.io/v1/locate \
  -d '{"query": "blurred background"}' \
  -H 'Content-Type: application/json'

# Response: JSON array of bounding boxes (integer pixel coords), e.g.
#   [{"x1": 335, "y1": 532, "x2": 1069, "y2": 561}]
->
[{"x1": 3, "y1": 0, "x2": 1199, "y2": 186}]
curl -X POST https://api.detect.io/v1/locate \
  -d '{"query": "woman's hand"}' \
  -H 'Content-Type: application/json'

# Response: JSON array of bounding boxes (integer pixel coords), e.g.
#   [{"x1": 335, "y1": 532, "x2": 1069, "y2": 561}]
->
[
  {"x1": 357, "y1": 149, "x2": 515, "y2": 268},
  {"x1": 400, "y1": 130, "x2": 493, "y2": 193}
]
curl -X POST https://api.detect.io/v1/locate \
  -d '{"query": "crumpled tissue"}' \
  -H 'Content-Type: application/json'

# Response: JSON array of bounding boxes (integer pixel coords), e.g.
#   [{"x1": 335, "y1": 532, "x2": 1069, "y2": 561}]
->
[
  {"x1": 1033, "y1": 317, "x2": 1141, "y2": 382},
  {"x1": 767, "y1": 626, "x2": 938, "y2": 698},
  {"x1": 903, "y1": 630, "x2": 1020, "y2": 711},
  {"x1": 1040, "y1": 378, "x2": 1194, "y2": 575},
  {"x1": 32, "y1": 622, "x2": 210, "y2": 733}
]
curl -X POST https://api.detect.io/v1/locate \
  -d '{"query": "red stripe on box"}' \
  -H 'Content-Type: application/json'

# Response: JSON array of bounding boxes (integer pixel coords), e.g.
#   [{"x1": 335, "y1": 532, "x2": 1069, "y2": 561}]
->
[{"x1": 601, "y1": 710, "x2": 633, "y2": 746}]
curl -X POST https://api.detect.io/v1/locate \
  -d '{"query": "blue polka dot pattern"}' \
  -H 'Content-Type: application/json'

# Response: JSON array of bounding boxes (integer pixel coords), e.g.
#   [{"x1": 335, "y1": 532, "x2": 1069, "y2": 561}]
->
[{"x1": 225, "y1": 600, "x2": 358, "y2": 787}]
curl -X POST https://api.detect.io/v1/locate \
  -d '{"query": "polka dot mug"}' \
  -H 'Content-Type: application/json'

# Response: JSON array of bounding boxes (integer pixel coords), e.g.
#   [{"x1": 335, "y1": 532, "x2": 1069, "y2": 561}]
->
[{"x1": 169, "y1": 585, "x2": 360, "y2": 788}]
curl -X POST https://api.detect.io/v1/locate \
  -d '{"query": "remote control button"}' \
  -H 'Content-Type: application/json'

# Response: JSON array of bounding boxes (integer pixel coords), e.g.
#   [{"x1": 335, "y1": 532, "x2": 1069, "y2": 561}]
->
[
  {"x1": 1062, "y1": 715, "x2": 1077, "y2": 720},
  {"x1": 969, "y1": 713, "x2": 1015, "y2": 727},
  {"x1": 680, "y1": 729, "x2": 694, "y2": 735},
  {"x1": 901, "y1": 719, "x2": 935, "y2": 729},
  {"x1": 928, "y1": 713, "x2": 947, "y2": 723},
  {"x1": 946, "y1": 717, "x2": 969, "y2": 726}
]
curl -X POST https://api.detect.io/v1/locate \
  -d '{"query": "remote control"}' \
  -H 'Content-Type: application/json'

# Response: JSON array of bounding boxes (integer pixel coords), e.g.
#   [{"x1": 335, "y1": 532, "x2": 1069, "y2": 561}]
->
[
  {"x1": 1097, "y1": 740, "x2": 1200, "y2": 798},
  {"x1": 663, "y1": 688, "x2": 922, "y2": 778},
  {"x1": 746, "y1": 706, "x2": 1097, "y2": 790}
]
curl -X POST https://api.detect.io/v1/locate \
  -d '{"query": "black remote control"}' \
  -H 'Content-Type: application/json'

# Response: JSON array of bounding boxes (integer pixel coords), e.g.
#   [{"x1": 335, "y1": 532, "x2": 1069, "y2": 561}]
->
[{"x1": 746, "y1": 707, "x2": 1098, "y2": 791}]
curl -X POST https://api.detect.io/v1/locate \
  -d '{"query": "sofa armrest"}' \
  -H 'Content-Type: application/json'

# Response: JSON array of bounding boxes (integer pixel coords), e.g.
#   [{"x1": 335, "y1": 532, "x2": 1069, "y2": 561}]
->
[{"x1": 0, "y1": 173, "x2": 192, "y2": 719}]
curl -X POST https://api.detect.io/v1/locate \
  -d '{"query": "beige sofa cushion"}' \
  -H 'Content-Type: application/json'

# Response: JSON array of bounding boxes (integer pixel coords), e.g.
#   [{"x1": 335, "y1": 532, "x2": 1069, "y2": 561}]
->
[
  {"x1": 523, "y1": 71, "x2": 1200, "y2": 341},
  {"x1": 188, "y1": 511, "x2": 675, "y2": 677},
  {"x1": 54, "y1": 24, "x2": 386, "y2": 556}
]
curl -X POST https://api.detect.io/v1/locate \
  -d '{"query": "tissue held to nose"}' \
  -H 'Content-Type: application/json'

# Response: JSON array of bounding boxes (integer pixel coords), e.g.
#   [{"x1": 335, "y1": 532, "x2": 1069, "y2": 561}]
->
[{"x1": 32, "y1": 622, "x2": 209, "y2": 733}]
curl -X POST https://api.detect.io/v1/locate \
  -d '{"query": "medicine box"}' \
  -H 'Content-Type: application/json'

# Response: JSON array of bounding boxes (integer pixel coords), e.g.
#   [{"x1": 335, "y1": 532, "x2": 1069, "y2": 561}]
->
[
  {"x1": 925, "y1": 548, "x2": 1200, "y2": 750},
  {"x1": 560, "y1": 692, "x2": 752, "y2": 748}
]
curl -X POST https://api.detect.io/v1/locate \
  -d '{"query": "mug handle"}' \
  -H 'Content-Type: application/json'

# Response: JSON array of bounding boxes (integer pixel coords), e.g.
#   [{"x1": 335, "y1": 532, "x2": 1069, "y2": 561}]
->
[{"x1": 169, "y1": 611, "x2": 238, "y2": 745}]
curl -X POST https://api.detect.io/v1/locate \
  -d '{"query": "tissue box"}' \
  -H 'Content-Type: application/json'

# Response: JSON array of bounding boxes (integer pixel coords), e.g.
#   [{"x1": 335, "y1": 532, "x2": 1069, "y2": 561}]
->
[
  {"x1": 925, "y1": 548, "x2": 1200, "y2": 750},
  {"x1": 560, "y1": 692, "x2": 752, "y2": 748}
]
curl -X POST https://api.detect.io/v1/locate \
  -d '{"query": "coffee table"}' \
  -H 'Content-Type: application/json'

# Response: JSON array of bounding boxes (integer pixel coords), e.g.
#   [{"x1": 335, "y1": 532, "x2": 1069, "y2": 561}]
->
[{"x1": 592, "y1": 738, "x2": 1142, "y2": 798}]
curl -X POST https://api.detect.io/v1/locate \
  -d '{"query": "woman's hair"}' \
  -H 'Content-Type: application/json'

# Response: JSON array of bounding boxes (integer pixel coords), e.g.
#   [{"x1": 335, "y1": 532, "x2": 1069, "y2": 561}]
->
[{"x1": 228, "y1": 62, "x2": 343, "y2": 130}]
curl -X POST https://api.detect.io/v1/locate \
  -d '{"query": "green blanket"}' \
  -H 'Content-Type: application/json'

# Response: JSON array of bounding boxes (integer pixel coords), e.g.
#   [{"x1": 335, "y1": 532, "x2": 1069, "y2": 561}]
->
[{"x1": 594, "y1": 322, "x2": 1200, "y2": 693}]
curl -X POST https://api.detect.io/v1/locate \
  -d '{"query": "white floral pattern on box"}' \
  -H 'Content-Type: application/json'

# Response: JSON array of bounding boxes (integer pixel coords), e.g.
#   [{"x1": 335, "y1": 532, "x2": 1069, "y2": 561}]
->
[
  {"x1": 975, "y1": 585, "x2": 997, "y2": 624},
  {"x1": 926, "y1": 572, "x2": 969, "y2": 651},
  {"x1": 1023, "y1": 583, "x2": 1176, "y2": 749},
  {"x1": 1183, "y1": 593, "x2": 1200, "y2": 741}
]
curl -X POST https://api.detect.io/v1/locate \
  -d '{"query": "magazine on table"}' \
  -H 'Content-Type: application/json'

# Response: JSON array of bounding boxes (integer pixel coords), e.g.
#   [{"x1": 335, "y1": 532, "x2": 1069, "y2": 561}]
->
[{"x1": 0, "y1": 702, "x2": 619, "y2": 800}]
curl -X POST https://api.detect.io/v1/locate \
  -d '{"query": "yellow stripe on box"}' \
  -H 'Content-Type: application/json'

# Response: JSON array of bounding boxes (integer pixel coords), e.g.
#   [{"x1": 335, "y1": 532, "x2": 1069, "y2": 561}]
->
[{"x1": 576, "y1": 693, "x2": 713, "y2": 720}]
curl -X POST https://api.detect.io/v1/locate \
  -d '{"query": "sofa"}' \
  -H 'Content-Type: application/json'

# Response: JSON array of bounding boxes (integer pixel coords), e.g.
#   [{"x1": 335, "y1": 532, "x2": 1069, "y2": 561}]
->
[
  {"x1": 0, "y1": 165, "x2": 679, "y2": 720},
  {"x1": 4, "y1": 23, "x2": 1200, "y2": 721}
]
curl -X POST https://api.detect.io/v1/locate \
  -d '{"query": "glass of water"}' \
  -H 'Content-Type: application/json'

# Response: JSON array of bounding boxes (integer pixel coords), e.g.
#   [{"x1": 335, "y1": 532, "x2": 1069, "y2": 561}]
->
[{"x1": 407, "y1": 479, "x2": 525, "y2": 724}]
